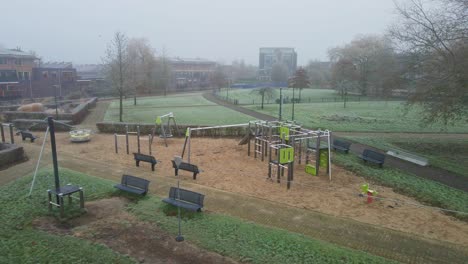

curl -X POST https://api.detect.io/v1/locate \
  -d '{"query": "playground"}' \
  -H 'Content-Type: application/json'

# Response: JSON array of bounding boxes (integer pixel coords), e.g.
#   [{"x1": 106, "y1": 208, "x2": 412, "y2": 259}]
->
[{"x1": 27, "y1": 131, "x2": 468, "y2": 247}]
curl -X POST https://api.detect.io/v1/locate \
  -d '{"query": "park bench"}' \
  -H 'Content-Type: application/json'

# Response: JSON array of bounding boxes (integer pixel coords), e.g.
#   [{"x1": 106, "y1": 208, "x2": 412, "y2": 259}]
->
[
  {"x1": 162, "y1": 187, "x2": 204, "y2": 212},
  {"x1": 171, "y1": 160, "x2": 201, "y2": 180},
  {"x1": 114, "y1": 174, "x2": 150, "y2": 195},
  {"x1": 359, "y1": 149, "x2": 385, "y2": 168},
  {"x1": 133, "y1": 152, "x2": 157, "y2": 171},
  {"x1": 17, "y1": 130, "x2": 37, "y2": 143},
  {"x1": 332, "y1": 139, "x2": 351, "y2": 153}
]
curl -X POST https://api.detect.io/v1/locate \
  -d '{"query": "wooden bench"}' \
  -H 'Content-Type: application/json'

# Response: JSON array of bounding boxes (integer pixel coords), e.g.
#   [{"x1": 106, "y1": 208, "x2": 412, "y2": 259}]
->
[
  {"x1": 17, "y1": 130, "x2": 38, "y2": 143},
  {"x1": 359, "y1": 149, "x2": 385, "y2": 168},
  {"x1": 114, "y1": 174, "x2": 150, "y2": 195},
  {"x1": 162, "y1": 187, "x2": 204, "y2": 212},
  {"x1": 171, "y1": 160, "x2": 201, "y2": 180},
  {"x1": 332, "y1": 139, "x2": 351, "y2": 153},
  {"x1": 133, "y1": 153, "x2": 157, "y2": 171}
]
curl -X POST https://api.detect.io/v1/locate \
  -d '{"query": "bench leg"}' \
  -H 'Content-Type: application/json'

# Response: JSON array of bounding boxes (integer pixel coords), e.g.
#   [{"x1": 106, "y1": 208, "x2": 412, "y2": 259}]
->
[
  {"x1": 174, "y1": 168, "x2": 178, "y2": 176},
  {"x1": 59, "y1": 195, "x2": 65, "y2": 218},
  {"x1": 151, "y1": 163, "x2": 155, "y2": 171},
  {"x1": 136, "y1": 160, "x2": 140, "y2": 167},
  {"x1": 79, "y1": 189, "x2": 84, "y2": 209},
  {"x1": 193, "y1": 172, "x2": 197, "y2": 180}
]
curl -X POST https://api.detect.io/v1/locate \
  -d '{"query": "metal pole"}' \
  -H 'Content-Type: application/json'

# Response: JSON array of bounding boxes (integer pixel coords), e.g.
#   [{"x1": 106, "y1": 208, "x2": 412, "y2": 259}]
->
[
  {"x1": 328, "y1": 132, "x2": 332, "y2": 181},
  {"x1": 47, "y1": 117, "x2": 60, "y2": 202},
  {"x1": 292, "y1": 88, "x2": 295, "y2": 120},
  {"x1": 28, "y1": 126, "x2": 49, "y2": 197},
  {"x1": 148, "y1": 134, "x2": 152, "y2": 155},
  {"x1": 279, "y1": 88, "x2": 283, "y2": 120},
  {"x1": 187, "y1": 130, "x2": 191, "y2": 163}
]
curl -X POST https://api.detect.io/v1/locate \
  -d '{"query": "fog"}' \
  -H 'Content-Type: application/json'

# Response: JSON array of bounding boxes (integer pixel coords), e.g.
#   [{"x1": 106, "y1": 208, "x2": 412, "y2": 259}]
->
[{"x1": 1, "y1": 0, "x2": 396, "y2": 65}]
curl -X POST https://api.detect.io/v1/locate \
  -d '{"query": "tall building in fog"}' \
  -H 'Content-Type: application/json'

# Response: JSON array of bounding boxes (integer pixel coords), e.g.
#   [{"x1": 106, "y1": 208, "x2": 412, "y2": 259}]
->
[{"x1": 258, "y1": 47, "x2": 297, "y2": 81}]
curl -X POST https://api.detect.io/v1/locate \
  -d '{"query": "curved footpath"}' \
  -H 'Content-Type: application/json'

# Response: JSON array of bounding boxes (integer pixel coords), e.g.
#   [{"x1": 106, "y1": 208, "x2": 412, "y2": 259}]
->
[{"x1": 203, "y1": 92, "x2": 468, "y2": 192}]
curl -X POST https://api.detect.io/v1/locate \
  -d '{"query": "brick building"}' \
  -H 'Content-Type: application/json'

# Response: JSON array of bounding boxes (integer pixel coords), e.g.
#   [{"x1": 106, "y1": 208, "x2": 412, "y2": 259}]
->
[{"x1": 0, "y1": 48, "x2": 36, "y2": 99}]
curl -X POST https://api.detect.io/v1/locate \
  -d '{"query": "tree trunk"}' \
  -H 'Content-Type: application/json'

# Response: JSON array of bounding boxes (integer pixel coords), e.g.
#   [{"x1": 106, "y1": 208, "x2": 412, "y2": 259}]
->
[
  {"x1": 119, "y1": 92, "x2": 123, "y2": 122},
  {"x1": 261, "y1": 93, "x2": 265, "y2": 109}
]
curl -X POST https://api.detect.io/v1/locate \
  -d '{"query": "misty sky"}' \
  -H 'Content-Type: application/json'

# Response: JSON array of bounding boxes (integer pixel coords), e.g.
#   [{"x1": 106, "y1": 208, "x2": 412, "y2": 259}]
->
[{"x1": 1, "y1": 0, "x2": 397, "y2": 66}]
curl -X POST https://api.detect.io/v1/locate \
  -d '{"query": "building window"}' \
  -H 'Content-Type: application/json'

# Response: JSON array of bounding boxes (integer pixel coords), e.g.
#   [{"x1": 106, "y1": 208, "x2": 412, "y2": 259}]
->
[
  {"x1": 24, "y1": 72, "x2": 30, "y2": 80},
  {"x1": 42, "y1": 71, "x2": 49, "y2": 79},
  {"x1": 0, "y1": 58, "x2": 5, "y2": 64},
  {"x1": 15, "y1": 59, "x2": 22, "y2": 65},
  {"x1": 18, "y1": 72, "x2": 24, "y2": 80},
  {"x1": 51, "y1": 71, "x2": 57, "y2": 79}
]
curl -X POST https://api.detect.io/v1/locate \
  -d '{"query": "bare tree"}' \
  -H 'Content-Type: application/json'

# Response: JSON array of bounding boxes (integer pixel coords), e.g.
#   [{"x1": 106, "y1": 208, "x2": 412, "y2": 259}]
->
[
  {"x1": 389, "y1": 0, "x2": 468, "y2": 124},
  {"x1": 103, "y1": 31, "x2": 128, "y2": 122},
  {"x1": 127, "y1": 38, "x2": 157, "y2": 104},
  {"x1": 329, "y1": 35, "x2": 399, "y2": 96},
  {"x1": 211, "y1": 67, "x2": 227, "y2": 91},
  {"x1": 251, "y1": 87, "x2": 276, "y2": 109}
]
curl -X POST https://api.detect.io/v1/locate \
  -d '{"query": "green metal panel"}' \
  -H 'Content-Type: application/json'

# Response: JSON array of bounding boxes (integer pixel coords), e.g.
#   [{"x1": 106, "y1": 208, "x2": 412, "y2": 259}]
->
[
  {"x1": 319, "y1": 149, "x2": 329, "y2": 168},
  {"x1": 305, "y1": 164, "x2": 317, "y2": 176},
  {"x1": 279, "y1": 147, "x2": 294, "y2": 163},
  {"x1": 155, "y1": 116, "x2": 162, "y2": 125},
  {"x1": 279, "y1": 126, "x2": 290, "y2": 141}
]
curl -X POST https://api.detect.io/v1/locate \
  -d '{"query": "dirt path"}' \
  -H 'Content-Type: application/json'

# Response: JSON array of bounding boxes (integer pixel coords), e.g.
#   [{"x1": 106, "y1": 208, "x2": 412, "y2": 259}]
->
[
  {"x1": 204, "y1": 93, "x2": 468, "y2": 192},
  {"x1": 77, "y1": 100, "x2": 110, "y2": 130},
  {"x1": 3, "y1": 140, "x2": 467, "y2": 264}
]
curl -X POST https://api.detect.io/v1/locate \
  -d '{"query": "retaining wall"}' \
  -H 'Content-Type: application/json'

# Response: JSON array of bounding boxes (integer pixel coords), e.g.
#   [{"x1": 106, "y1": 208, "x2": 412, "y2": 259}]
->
[{"x1": 0, "y1": 143, "x2": 25, "y2": 168}]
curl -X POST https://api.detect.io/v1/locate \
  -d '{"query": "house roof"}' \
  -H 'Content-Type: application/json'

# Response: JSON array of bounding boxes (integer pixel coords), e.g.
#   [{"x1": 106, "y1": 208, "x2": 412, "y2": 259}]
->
[
  {"x1": 40, "y1": 62, "x2": 74, "y2": 69},
  {"x1": 0, "y1": 48, "x2": 36, "y2": 59}
]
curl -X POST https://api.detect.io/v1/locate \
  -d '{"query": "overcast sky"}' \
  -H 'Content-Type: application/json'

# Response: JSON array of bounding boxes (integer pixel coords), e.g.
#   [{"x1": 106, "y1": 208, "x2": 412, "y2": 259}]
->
[{"x1": 1, "y1": 0, "x2": 397, "y2": 66}]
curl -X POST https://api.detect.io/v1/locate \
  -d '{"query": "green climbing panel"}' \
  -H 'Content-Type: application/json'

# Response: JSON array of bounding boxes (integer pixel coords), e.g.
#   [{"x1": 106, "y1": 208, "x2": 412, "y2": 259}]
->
[
  {"x1": 305, "y1": 164, "x2": 317, "y2": 176},
  {"x1": 279, "y1": 126, "x2": 290, "y2": 141},
  {"x1": 279, "y1": 147, "x2": 294, "y2": 164},
  {"x1": 319, "y1": 149, "x2": 329, "y2": 168},
  {"x1": 155, "y1": 116, "x2": 162, "y2": 125}
]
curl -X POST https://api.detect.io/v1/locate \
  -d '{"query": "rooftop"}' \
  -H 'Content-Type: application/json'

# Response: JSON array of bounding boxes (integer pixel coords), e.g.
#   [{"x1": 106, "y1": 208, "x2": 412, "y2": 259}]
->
[
  {"x1": 169, "y1": 57, "x2": 216, "y2": 65},
  {"x1": 40, "y1": 62, "x2": 74, "y2": 69},
  {"x1": 0, "y1": 48, "x2": 36, "y2": 59}
]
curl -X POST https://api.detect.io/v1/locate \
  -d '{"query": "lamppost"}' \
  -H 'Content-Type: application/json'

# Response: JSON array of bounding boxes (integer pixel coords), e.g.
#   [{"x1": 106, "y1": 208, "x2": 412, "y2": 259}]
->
[
  {"x1": 173, "y1": 155, "x2": 184, "y2": 242},
  {"x1": 279, "y1": 87, "x2": 283, "y2": 121}
]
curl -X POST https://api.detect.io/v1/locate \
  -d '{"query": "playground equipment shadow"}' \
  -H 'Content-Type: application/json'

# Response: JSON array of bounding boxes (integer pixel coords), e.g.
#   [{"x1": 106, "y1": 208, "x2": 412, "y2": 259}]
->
[{"x1": 3, "y1": 138, "x2": 467, "y2": 264}]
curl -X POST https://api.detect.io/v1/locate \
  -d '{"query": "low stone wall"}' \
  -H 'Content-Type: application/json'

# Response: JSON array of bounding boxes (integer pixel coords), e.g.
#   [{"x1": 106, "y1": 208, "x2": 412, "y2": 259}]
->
[
  {"x1": 96, "y1": 122, "x2": 248, "y2": 137},
  {"x1": 13, "y1": 119, "x2": 73, "y2": 132},
  {"x1": 0, "y1": 143, "x2": 25, "y2": 168},
  {"x1": 2, "y1": 97, "x2": 97, "y2": 125}
]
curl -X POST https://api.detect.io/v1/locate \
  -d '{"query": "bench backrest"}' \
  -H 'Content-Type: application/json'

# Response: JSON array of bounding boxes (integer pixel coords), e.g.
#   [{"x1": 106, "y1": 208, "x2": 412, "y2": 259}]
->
[
  {"x1": 363, "y1": 149, "x2": 385, "y2": 162},
  {"x1": 121, "y1": 174, "x2": 150, "y2": 190},
  {"x1": 333, "y1": 139, "x2": 351, "y2": 149},
  {"x1": 168, "y1": 187, "x2": 204, "y2": 206},
  {"x1": 133, "y1": 153, "x2": 156, "y2": 163},
  {"x1": 171, "y1": 160, "x2": 199, "y2": 172}
]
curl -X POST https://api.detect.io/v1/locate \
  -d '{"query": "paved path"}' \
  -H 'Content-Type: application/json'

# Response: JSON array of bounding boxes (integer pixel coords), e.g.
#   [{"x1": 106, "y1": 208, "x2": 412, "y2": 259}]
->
[
  {"x1": 1, "y1": 143, "x2": 467, "y2": 263},
  {"x1": 204, "y1": 93, "x2": 468, "y2": 192},
  {"x1": 77, "y1": 100, "x2": 110, "y2": 130}
]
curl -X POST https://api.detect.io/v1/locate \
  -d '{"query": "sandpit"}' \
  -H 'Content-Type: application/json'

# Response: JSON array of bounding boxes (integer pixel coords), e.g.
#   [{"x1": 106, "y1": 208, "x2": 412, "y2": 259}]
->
[{"x1": 30, "y1": 133, "x2": 468, "y2": 247}]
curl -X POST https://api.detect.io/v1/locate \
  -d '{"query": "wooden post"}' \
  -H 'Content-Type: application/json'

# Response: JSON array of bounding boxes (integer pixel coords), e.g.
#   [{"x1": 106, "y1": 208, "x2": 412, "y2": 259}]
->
[
  {"x1": 0, "y1": 124, "x2": 4, "y2": 143},
  {"x1": 125, "y1": 125, "x2": 129, "y2": 154},
  {"x1": 315, "y1": 132, "x2": 321, "y2": 175},
  {"x1": 148, "y1": 134, "x2": 152, "y2": 155},
  {"x1": 114, "y1": 133, "x2": 118, "y2": 153},
  {"x1": 9, "y1": 124, "x2": 14, "y2": 144},
  {"x1": 137, "y1": 125, "x2": 141, "y2": 154}
]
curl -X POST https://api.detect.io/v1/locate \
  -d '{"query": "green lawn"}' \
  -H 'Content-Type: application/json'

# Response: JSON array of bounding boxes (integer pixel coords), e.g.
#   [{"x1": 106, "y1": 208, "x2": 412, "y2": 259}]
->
[
  {"x1": 1, "y1": 168, "x2": 395, "y2": 263},
  {"x1": 342, "y1": 135, "x2": 468, "y2": 177},
  {"x1": 104, "y1": 93, "x2": 253, "y2": 125},
  {"x1": 0, "y1": 168, "x2": 134, "y2": 263},
  {"x1": 246, "y1": 101, "x2": 468, "y2": 133},
  {"x1": 333, "y1": 153, "x2": 468, "y2": 220},
  {"x1": 221, "y1": 88, "x2": 362, "y2": 105}
]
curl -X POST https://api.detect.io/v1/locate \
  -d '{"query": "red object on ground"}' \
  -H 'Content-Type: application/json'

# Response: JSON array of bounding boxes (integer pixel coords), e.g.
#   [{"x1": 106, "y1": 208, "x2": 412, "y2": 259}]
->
[{"x1": 367, "y1": 191, "x2": 373, "y2": 204}]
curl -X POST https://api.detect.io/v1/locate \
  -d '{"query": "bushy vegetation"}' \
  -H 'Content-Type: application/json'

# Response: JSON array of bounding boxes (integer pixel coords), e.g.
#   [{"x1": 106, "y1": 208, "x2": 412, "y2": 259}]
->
[{"x1": 333, "y1": 153, "x2": 468, "y2": 220}]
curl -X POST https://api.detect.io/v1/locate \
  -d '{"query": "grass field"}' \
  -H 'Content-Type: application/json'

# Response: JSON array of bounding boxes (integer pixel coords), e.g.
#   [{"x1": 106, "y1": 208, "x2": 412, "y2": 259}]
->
[
  {"x1": 221, "y1": 88, "x2": 363, "y2": 104},
  {"x1": 1, "y1": 168, "x2": 395, "y2": 263},
  {"x1": 104, "y1": 93, "x2": 252, "y2": 125},
  {"x1": 219, "y1": 88, "x2": 468, "y2": 132},
  {"x1": 333, "y1": 153, "x2": 468, "y2": 220},
  {"x1": 342, "y1": 135, "x2": 468, "y2": 177}
]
